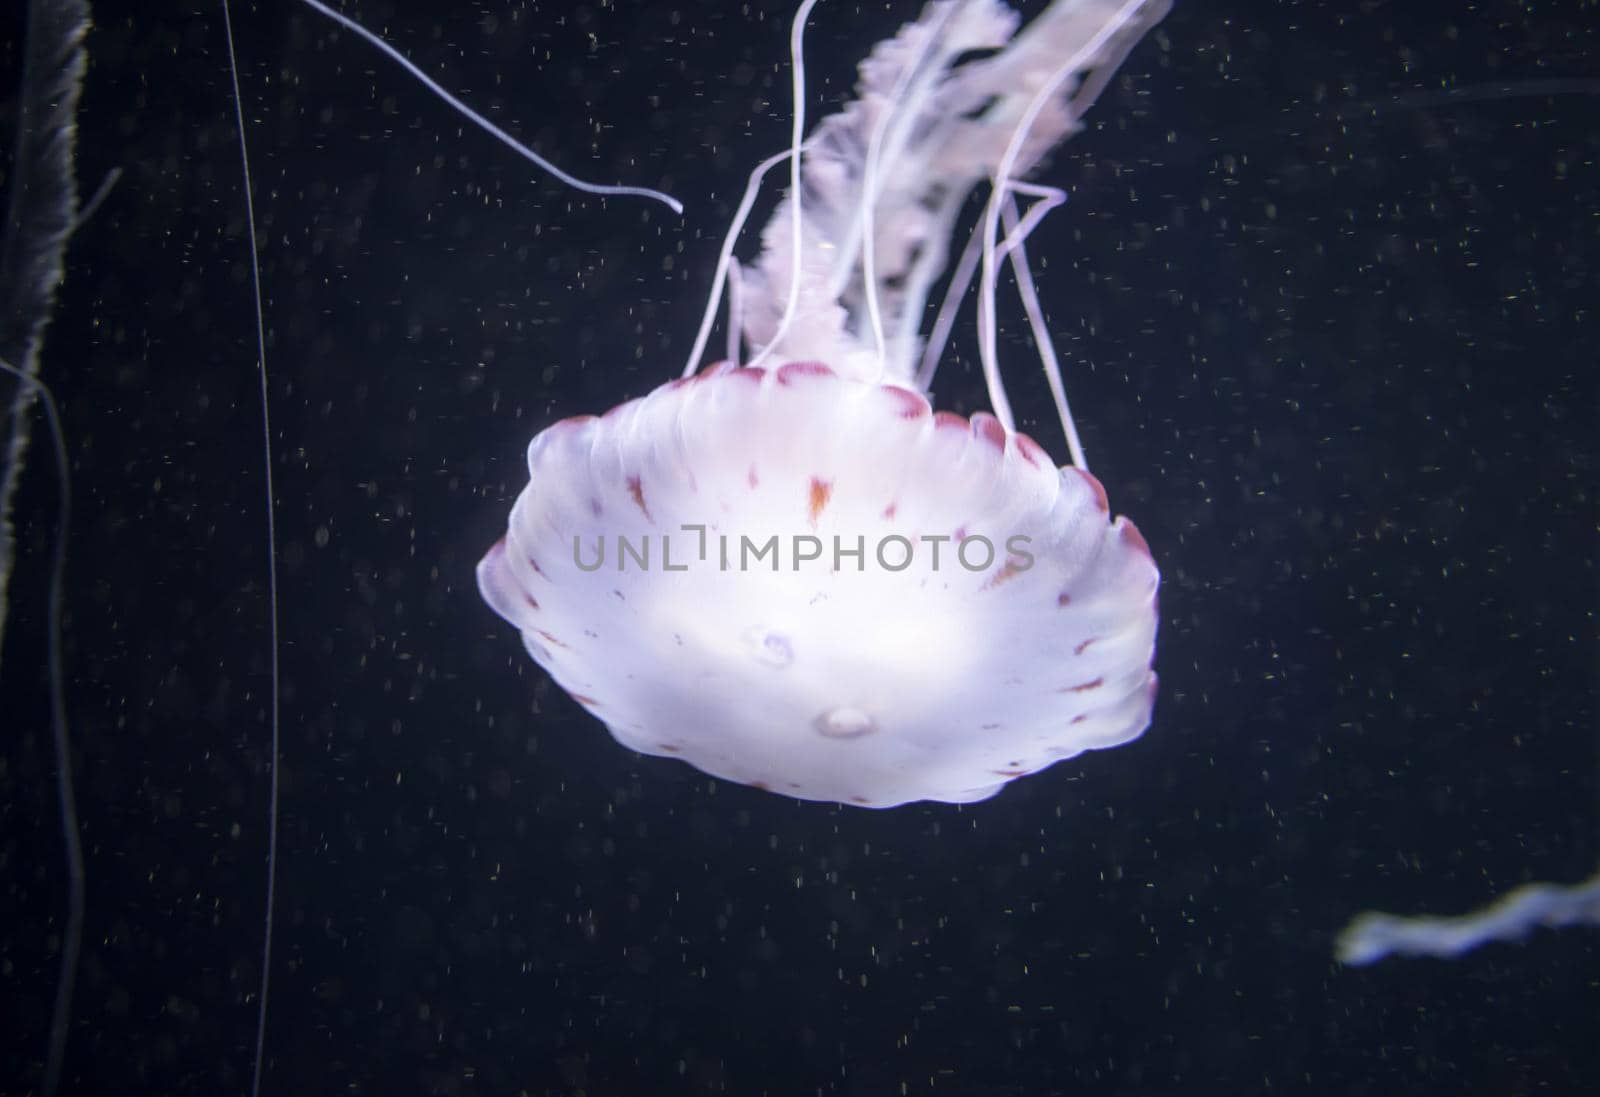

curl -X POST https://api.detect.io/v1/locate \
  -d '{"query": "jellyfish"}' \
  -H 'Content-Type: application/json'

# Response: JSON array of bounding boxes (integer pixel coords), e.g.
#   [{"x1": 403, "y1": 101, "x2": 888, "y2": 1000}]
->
[{"x1": 476, "y1": 0, "x2": 1171, "y2": 807}]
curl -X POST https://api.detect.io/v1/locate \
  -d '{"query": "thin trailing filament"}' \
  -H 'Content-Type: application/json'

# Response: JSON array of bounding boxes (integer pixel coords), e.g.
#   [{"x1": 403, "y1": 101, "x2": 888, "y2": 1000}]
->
[{"x1": 297, "y1": 0, "x2": 684, "y2": 214}]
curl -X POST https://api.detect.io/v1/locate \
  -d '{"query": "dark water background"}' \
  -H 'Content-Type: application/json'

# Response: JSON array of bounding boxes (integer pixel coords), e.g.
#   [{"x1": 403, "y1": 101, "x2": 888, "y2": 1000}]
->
[{"x1": 1, "y1": 1, "x2": 1595, "y2": 1093}]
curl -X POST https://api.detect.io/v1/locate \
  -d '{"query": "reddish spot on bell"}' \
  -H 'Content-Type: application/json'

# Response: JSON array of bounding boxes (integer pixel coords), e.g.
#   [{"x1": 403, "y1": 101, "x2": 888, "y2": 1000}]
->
[
  {"x1": 808, "y1": 477, "x2": 833, "y2": 524},
  {"x1": 526, "y1": 555, "x2": 544, "y2": 576},
  {"x1": 992, "y1": 768, "x2": 1026, "y2": 777},
  {"x1": 934, "y1": 410, "x2": 968, "y2": 432},
  {"x1": 1016, "y1": 432, "x2": 1049, "y2": 468},
  {"x1": 1060, "y1": 677, "x2": 1105, "y2": 693},
  {"x1": 776, "y1": 360, "x2": 835, "y2": 384},
  {"x1": 749, "y1": 780, "x2": 772, "y2": 792},
  {"x1": 882, "y1": 502, "x2": 898, "y2": 520},
  {"x1": 627, "y1": 475, "x2": 652, "y2": 522},
  {"x1": 1057, "y1": 592, "x2": 1072, "y2": 607},
  {"x1": 882, "y1": 385, "x2": 930, "y2": 419},
  {"x1": 1120, "y1": 519, "x2": 1153, "y2": 558},
  {"x1": 971, "y1": 412, "x2": 1007, "y2": 451},
  {"x1": 536, "y1": 628, "x2": 566, "y2": 648},
  {"x1": 747, "y1": 465, "x2": 760, "y2": 489},
  {"x1": 589, "y1": 498, "x2": 603, "y2": 518},
  {"x1": 659, "y1": 743, "x2": 683, "y2": 753},
  {"x1": 522, "y1": 592, "x2": 539, "y2": 611},
  {"x1": 1073, "y1": 467, "x2": 1110, "y2": 513},
  {"x1": 1074, "y1": 637, "x2": 1099, "y2": 656},
  {"x1": 572, "y1": 694, "x2": 600, "y2": 707},
  {"x1": 1070, "y1": 714, "x2": 1089, "y2": 725},
  {"x1": 983, "y1": 560, "x2": 1024, "y2": 590}
]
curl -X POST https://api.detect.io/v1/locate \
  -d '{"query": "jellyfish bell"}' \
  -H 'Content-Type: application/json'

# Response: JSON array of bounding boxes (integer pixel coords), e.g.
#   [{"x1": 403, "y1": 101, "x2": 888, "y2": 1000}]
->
[
  {"x1": 478, "y1": 0, "x2": 1170, "y2": 807},
  {"x1": 478, "y1": 361, "x2": 1159, "y2": 807}
]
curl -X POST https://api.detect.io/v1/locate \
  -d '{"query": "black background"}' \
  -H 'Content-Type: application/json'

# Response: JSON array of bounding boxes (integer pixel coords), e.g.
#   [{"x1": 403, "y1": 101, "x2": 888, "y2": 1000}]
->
[{"x1": 1, "y1": 1, "x2": 1595, "y2": 1094}]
